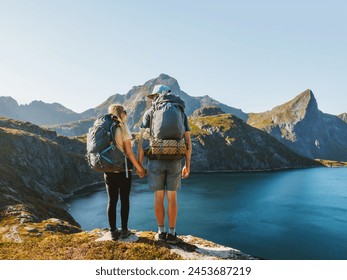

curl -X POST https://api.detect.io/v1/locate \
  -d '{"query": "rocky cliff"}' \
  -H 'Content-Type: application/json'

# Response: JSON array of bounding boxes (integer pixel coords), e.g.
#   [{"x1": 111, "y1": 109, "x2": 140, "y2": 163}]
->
[
  {"x1": 247, "y1": 90, "x2": 347, "y2": 161},
  {"x1": 187, "y1": 109, "x2": 320, "y2": 171},
  {"x1": 0, "y1": 117, "x2": 101, "y2": 224}
]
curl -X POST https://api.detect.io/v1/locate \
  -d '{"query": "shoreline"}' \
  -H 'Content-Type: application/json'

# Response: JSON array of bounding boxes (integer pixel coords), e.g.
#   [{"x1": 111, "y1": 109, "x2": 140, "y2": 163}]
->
[{"x1": 64, "y1": 164, "x2": 342, "y2": 198}]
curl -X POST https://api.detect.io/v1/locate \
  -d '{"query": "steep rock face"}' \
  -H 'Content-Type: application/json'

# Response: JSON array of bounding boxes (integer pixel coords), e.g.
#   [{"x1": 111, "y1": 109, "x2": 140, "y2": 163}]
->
[
  {"x1": 188, "y1": 114, "x2": 320, "y2": 171},
  {"x1": 247, "y1": 90, "x2": 347, "y2": 161},
  {"x1": 0, "y1": 117, "x2": 101, "y2": 224}
]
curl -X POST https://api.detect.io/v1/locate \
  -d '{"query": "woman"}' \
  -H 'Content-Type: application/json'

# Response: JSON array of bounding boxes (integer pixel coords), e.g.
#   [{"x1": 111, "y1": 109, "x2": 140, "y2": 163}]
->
[{"x1": 104, "y1": 104, "x2": 146, "y2": 240}]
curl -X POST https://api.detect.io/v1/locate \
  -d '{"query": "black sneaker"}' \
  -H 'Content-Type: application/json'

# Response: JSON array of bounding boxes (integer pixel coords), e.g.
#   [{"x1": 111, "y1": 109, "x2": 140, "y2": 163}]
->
[
  {"x1": 111, "y1": 230, "x2": 119, "y2": 241},
  {"x1": 120, "y1": 229, "x2": 131, "y2": 239},
  {"x1": 155, "y1": 232, "x2": 167, "y2": 242},
  {"x1": 166, "y1": 233, "x2": 179, "y2": 244}
]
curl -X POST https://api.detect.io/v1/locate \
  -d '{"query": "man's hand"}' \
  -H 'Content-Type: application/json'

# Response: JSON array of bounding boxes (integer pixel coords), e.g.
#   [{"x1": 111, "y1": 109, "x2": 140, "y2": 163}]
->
[
  {"x1": 181, "y1": 165, "x2": 190, "y2": 179},
  {"x1": 136, "y1": 168, "x2": 147, "y2": 178}
]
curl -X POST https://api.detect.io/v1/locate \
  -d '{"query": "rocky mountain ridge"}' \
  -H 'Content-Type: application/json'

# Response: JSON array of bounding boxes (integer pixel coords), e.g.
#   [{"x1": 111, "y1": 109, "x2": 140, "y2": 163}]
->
[
  {"x1": 2, "y1": 75, "x2": 346, "y2": 163},
  {"x1": 188, "y1": 112, "x2": 321, "y2": 171},
  {"x1": 0, "y1": 74, "x2": 247, "y2": 129},
  {"x1": 247, "y1": 90, "x2": 347, "y2": 161},
  {"x1": 0, "y1": 97, "x2": 82, "y2": 125}
]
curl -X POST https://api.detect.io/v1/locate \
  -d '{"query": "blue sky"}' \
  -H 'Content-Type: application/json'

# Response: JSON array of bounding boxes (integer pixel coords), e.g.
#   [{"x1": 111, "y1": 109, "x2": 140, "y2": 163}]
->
[{"x1": 0, "y1": 0, "x2": 346, "y2": 114}]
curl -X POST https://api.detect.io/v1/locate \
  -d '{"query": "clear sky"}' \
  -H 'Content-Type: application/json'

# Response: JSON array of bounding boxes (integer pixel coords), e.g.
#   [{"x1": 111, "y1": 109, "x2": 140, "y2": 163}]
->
[{"x1": 0, "y1": 0, "x2": 346, "y2": 114}]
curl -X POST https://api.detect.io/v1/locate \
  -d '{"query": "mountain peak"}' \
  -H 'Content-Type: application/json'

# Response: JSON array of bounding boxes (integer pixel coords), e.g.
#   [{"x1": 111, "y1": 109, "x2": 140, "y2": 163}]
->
[
  {"x1": 296, "y1": 88, "x2": 316, "y2": 104},
  {"x1": 144, "y1": 73, "x2": 181, "y2": 93},
  {"x1": 158, "y1": 73, "x2": 173, "y2": 80},
  {"x1": 290, "y1": 89, "x2": 318, "y2": 116},
  {"x1": 268, "y1": 89, "x2": 318, "y2": 121}
]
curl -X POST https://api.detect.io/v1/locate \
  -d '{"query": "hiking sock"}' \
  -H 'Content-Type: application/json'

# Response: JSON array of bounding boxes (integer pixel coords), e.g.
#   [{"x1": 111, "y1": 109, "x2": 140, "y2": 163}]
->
[
  {"x1": 169, "y1": 227, "x2": 176, "y2": 236},
  {"x1": 158, "y1": 225, "x2": 165, "y2": 234}
]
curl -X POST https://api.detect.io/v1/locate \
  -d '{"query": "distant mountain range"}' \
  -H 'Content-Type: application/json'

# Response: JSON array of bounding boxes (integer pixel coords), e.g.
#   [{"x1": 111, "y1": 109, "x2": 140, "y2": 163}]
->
[
  {"x1": 1, "y1": 74, "x2": 346, "y2": 162},
  {"x1": 0, "y1": 97, "x2": 82, "y2": 125},
  {"x1": 0, "y1": 74, "x2": 247, "y2": 127}
]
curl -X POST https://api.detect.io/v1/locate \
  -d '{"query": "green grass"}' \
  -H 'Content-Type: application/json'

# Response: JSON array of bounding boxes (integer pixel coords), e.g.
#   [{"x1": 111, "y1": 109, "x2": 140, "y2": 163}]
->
[
  {"x1": 189, "y1": 114, "x2": 236, "y2": 136},
  {"x1": 0, "y1": 231, "x2": 182, "y2": 260}
]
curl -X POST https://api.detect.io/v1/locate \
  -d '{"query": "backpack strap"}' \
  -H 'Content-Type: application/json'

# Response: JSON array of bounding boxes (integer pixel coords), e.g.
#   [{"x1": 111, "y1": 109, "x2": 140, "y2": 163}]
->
[
  {"x1": 108, "y1": 114, "x2": 120, "y2": 145},
  {"x1": 157, "y1": 99, "x2": 185, "y2": 111},
  {"x1": 149, "y1": 106, "x2": 155, "y2": 138},
  {"x1": 124, "y1": 155, "x2": 128, "y2": 178}
]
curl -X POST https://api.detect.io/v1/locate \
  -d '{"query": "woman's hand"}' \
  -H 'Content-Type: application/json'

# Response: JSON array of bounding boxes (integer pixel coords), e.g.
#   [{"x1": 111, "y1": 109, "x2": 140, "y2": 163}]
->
[{"x1": 136, "y1": 166, "x2": 147, "y2": 178}]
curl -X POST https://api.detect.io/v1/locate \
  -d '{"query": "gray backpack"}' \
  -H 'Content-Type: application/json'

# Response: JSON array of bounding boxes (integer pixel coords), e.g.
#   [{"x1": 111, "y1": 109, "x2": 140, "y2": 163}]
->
[
  {"x1": 147, "y1": 93, "x2": 187, "y2": 159},
  {"x1": 151, "y1": 93, "x2": 185, "y2": 140},
  {"x1": 86, "y1": 114, "x2": 131, "y2": 176}
]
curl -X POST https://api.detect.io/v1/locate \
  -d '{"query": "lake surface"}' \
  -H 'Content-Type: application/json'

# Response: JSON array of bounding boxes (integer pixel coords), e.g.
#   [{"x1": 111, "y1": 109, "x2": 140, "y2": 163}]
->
[{"x1": 65, "y1": 168, "x2": 347, "y2": 260}]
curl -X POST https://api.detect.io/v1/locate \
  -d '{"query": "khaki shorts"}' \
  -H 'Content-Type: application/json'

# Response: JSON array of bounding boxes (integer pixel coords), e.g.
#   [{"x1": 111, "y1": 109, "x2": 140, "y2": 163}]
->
[{"x1": 148, "y1": 159, "x2": 182, "y2": 191}]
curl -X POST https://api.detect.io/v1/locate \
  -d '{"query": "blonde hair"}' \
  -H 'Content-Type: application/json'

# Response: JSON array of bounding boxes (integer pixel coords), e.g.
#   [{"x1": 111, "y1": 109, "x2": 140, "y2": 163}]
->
[
  {"x1": 108, "y1": 104, "x2": 125, "y2": 119},
  {"x1": 108, "y1": 103, "x2": 131, "y2": 137}
]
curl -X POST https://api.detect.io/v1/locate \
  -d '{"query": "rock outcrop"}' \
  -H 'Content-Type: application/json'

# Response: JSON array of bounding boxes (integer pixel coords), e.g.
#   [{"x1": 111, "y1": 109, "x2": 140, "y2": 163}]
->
[
  {"x1": 0, "y1": 205, "x2": 257, "y2": 260},
  {"x1": 247, "y1": 90, "x2": 347, "y2": 161}
]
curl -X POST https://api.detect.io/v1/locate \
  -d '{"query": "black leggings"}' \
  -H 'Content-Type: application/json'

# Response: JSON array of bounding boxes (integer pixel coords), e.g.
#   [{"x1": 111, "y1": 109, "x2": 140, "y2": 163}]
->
[{"x1": 104, "y1": 172, "x2": 132, "y2": 231}]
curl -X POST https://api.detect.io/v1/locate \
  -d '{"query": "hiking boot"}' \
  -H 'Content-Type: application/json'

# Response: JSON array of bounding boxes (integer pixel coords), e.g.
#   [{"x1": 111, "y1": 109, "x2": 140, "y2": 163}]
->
[
  {"x1": 120, "y1": 229, "x2": 131, "y2": 239},
  {"x1": 155, "y1": 232, "x2": 167, "y2": 242},
  {"x1": 110, "y1": 230, "x2": 119, "y2": 241},
  {"x1": 166, "y1": 233, "x2": 179, "y2": 244}
]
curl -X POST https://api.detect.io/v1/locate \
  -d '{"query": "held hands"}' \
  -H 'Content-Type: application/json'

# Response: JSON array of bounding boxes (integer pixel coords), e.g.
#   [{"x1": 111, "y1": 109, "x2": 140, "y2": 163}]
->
[
  {"x1": 136, "y1": 166, "x2": 147, "y2": 178},
  {"x1": 181, "y1": 165, "x2": 190, "y2": 179}
]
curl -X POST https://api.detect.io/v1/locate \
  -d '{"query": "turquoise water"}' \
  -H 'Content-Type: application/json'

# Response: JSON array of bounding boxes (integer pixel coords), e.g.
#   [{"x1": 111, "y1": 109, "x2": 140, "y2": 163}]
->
[{"x1": 66, "y1": 168, "x2": 347, "y2": 260}]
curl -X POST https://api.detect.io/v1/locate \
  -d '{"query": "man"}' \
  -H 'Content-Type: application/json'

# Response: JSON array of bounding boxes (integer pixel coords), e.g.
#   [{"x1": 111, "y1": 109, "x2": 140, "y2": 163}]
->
[{"x1": 138, "y1": 85, "x2": 192, "y2": 244}]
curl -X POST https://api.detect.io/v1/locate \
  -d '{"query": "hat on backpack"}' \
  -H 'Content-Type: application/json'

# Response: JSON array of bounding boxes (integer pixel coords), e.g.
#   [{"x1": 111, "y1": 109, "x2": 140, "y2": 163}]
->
[{"x1": 147, "y1": 85, "x2": 171, "y2": 99}]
